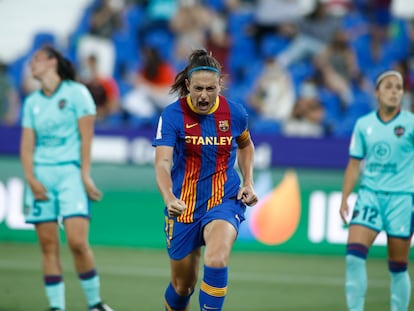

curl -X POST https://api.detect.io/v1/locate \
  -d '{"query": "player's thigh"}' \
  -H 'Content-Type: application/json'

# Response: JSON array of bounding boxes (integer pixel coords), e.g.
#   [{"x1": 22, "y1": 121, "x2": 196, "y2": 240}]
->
[
  {"x1": 350, "y1": 188, "x2": 383, "y2": 231},
  {"x1": 35, "y1": 222, "x2": 60, "y2": 251},
  {"x1": 170, "y1": 247, "x2": 202, "y2": 290},
  {"x1": 24, "y1": 166, "x2": 59, "y2": 223},
  {"x1": 347, "y1": 224, "x2": 378, "y2": 247},
  {"x1": 387, "y1": 236, "x2": 412, "y2": 262},
  {"x1": 383, "y1": 193, "x2": 413, "y2": 238},
  {"x1": 64, "y1": 216, "x2": 90, "y2": 248},
  {"x1": 57, "y1": 164, "x2": 90, "y2": 219},
  {"x1": 203, "y1": 219, "x2": 237, "y2": 262}
]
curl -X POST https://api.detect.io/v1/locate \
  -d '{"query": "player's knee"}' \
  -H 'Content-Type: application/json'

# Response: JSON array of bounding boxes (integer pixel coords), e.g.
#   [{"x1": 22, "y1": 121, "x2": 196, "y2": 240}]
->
[
  {"x1": 203, "y1": 249, "x2": 229, "y2": 268},
  {"x1": 173, "y1": 284, "x2": 194, "y2": 297},
  {"x1": 39, "y1": 238, "x2": 59, "y2": 256},
  {"x1": 388, "y1": 260, "x2": 408, "y2": 273},
  {"x1": 67, "y1": 238, "x2": 89, "y2": 255},
  {"x1": 346, "y1": 243, "x2": 369, "y2": 260}
]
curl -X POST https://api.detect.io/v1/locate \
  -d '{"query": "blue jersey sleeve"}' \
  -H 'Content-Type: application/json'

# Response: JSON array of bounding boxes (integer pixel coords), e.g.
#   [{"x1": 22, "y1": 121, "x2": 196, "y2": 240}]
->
[
  {"x1": 153, "y1": 105, "x2": 179, "y2": 147},
  {"x1": 229, "y1": 99, "x2": 249, "y2": 138}
]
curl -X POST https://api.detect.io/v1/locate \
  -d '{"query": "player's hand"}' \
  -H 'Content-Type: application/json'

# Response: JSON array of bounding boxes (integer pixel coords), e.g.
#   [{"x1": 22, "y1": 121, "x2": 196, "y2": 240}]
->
[
  {"x1": 339, "y1": 200, "x2": 349, "y2": 225},
  {"x1": 28, "y1": 178, "x2": 48, "y2": 201},
  {"x1": 82, "y1": 176, "x2": 102, "y2": 201},
  {"x1": 237, "y1": 185, "x2": 258, "y2": 206},
  {"x1": 166, "y1": 199, "x2": 187, "y2": 217}
]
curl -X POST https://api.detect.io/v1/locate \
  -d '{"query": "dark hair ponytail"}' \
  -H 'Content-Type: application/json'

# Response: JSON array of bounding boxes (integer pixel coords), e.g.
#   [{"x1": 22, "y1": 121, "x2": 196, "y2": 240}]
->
[
  {"x1": 170, "y1": 49, "x2": 222, "y2": 98},
  {"x1": 41, "y1": 45, "x2": 76, "y2": 81}
]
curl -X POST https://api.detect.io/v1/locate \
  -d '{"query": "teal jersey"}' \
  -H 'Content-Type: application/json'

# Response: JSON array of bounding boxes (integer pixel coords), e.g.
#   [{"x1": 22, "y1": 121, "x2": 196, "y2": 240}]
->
[
  {"x1": 21, "y1": 80, "x2": 96, "y2": 165},
  {"x1": 349, "y1": 110, "x2": 414, "y2": 193}
]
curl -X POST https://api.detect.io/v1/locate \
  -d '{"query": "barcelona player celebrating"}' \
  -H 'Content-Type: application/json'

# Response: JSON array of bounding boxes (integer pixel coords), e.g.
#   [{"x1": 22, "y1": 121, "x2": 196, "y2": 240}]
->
[{"x1": 153, "y1": 49, "x2": 258, "y2": 311}]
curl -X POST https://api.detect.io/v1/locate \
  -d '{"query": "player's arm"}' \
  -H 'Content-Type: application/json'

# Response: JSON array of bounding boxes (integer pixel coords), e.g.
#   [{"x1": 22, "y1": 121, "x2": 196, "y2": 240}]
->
[
  {"x1": 20, "y1": 127, "x2": 35, "y2": 182},
  {"x1": 154, "y1": 145, "x2": 186, "y2": 217},
  {"x1": 339, "y1": 157, "x2": 361, "y2": 224},
  {"x1": 236, "y1": 130, "x2": 258, "y2": 206},
  {"x1": 78, "y1": 115, "x2": 102, "y2": 201},
  {"x1": 20, "y1": 127, "x2": 48, "y2": 200}
]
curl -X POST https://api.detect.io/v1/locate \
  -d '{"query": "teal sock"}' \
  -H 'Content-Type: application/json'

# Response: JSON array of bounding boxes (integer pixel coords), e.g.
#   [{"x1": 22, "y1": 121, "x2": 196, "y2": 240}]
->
[
  {"x1": 44, "y1": 275, "x2": 65, "y2": 310},
  {"x1": 199, "y1": 265, "x2": 228, "y2": 311},
  {"x1": 389, "y1": 261, "x2": 411, "y2": 311},
  {"x1": 345, "y1": 254, "x2": 367, "y2": 311},
  {"x1": 79, "y1": 269, "x2": 101, "y2": 307}
]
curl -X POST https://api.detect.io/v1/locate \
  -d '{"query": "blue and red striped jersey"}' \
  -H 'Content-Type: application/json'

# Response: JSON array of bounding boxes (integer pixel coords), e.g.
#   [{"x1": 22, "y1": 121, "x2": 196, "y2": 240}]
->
[{"x1": 153, "y1": 95, "x2": 250, "y2": 223}]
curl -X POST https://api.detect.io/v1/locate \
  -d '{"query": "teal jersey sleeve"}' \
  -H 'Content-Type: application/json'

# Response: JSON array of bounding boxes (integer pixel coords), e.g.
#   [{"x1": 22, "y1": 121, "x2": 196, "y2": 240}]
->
[
  {"x1": 349, "y1": 117, "x2": 366, "y2": 159},
  {"x1": 21, "y1": 81, "x2": 96, "y2": 165},
  {"x1": 73, "y1": 82, "x2": 96, "y2": 118},
  {"x1": 21, "y1": 95, "x2": 35, "y2": 129},
  {"x1": 350, "y1": 110, "x2": 414, "y2": 193}
]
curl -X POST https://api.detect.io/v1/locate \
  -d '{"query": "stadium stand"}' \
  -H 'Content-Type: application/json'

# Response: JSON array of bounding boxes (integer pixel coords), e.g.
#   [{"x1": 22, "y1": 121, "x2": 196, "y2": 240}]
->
[{"x1": 0, "y1": 0, "x2": 413, "y2": 136}]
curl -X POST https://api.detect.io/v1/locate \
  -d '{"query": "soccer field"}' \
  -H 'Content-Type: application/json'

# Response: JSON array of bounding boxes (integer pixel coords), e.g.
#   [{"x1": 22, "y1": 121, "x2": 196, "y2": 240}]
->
[{"x1": 0, "y1": 243, "x2": 409, "y2": 311}]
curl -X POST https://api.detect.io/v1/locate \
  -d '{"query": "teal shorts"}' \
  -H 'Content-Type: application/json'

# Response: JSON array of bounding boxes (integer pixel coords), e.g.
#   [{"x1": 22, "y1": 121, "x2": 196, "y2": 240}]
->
[
  {"x1": 24, "y1": 163, "x2": 90, "y2": 224},
  {"x1": 350, "y1": 187, "x2": 414, "y2": 238}
]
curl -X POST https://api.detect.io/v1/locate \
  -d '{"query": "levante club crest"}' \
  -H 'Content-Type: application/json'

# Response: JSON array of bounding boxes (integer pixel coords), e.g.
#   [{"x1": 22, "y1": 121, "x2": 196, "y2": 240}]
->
[
  {"x1": 394, "y1": 125, "x2": 405, "y2": 137},
  {"x1": 218, "y1": 120, "x2": 229, "y2": 132},
  {"x1": 58, "y1": 99, "x2": 67, "y2": 109}
]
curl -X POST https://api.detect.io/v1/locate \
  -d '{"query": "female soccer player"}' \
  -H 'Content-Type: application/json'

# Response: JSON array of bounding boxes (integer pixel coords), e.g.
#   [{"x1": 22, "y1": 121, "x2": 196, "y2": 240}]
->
[
  {"x1": 153, "y1": 49, "x2": 258, "y2": 311},
  {"x1": 20, "y1": 45, "x2": 114, "y2": 311},
  {"x1": 339, "y1": 70, "x2": 414, "y2": 311}
]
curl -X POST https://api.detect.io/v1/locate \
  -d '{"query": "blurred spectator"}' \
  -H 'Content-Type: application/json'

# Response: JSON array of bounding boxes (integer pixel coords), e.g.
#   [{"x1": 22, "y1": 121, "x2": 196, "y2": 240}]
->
[
  {"x1": 122, "y1": 46, "x2": 176, "y2": 123},
  {"x1": 79, "y1": 54, "x2": 121, "y2": 122},
  {"x1": 77, "y1": 0, "x2": 125, "y2": 78},
  {"x1": 205, "y1": 8, "x2": 230, "y2": 74},
  {"x1": 276, "y1": 1, "x2": 342, "y2": 68},
  {"x1": 248, "y1": 57, "x2": 295, "y2": 132},
  {"x1": 90, "y1": 0, "x2": 124, "y2": 38},
  {"x1": 283, "y1": 78, "x2": 326, "y2": 137},
  {"x1": 0, "y1": 62, "x2": 20, "y2": 126},
  {"x1": 137, "y1": 0, "x2": 178, "y2": 43},
  {"x1": 321, "y1": 0, "x2": 351, "y2": 17},
  {"x1": 253, "y1": 0, "x2": 315, "y2": 48},
  {"x1": 314, "y1": 29, "x2": 360, "y2": 108},
  {"x1": 352, "y1": 17, "x2": 396, "y2": 80},
  {"x1": 170, "y1": 0, "x2": 213, "y2": 68}
]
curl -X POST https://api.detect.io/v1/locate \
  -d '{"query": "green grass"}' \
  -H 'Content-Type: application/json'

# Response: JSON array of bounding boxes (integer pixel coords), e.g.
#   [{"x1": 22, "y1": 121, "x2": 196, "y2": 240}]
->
[{"x1": 0, "y1": 243, "x2": 411, "y2": 311}]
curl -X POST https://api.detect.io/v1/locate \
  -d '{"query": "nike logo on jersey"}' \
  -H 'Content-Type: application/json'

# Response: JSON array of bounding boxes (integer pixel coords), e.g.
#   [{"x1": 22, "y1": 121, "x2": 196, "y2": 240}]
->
[{"x1": 186, "y1": 123, "x2": 198, "y2": 129}]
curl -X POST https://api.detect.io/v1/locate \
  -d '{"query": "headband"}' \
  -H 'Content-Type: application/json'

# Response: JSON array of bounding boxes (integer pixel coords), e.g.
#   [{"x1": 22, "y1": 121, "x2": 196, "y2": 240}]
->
[
  {"x1": 375, "y1": 70, "x2": 403, "y2": 88},
  {"x1": 188, "y1": 66, "x2": 220, "y2": 77}
]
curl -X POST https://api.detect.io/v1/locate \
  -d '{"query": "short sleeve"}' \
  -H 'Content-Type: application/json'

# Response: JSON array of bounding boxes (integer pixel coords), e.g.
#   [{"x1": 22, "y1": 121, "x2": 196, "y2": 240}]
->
[
  {"x1": 73, "y1": 83, "x2": 96, "y2": 118},
  {"x1": 153, "y1": 113, "x2": 177, "y2": 147},
  {"x1": 231, "y1": 100, "x2": 249, "y2": 138},
  {"x1": 21, "y1": 98, "x2": 34, "y2": 129},
  {"x1": 349, "y1": 119, "x2": 365, "y2": 159}
]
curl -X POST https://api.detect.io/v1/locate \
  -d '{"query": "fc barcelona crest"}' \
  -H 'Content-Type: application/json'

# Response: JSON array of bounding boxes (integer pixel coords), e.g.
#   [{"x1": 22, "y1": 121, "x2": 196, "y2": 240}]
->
[
  {"x1": 394, "y1": 125, "x2": 405, "y2": 137},
  {"x1": 218, "y1": 120, "x2": 229, "y2": 132},
  {"x1": 58, "y1": 99, "x2": 67, "y2": 109}
]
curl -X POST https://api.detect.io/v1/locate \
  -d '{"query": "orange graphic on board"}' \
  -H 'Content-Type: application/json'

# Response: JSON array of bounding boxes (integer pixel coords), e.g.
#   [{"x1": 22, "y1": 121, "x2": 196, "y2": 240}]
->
[{"x1": 249, "y1": 171, "x2": 301, "y2": 245}]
